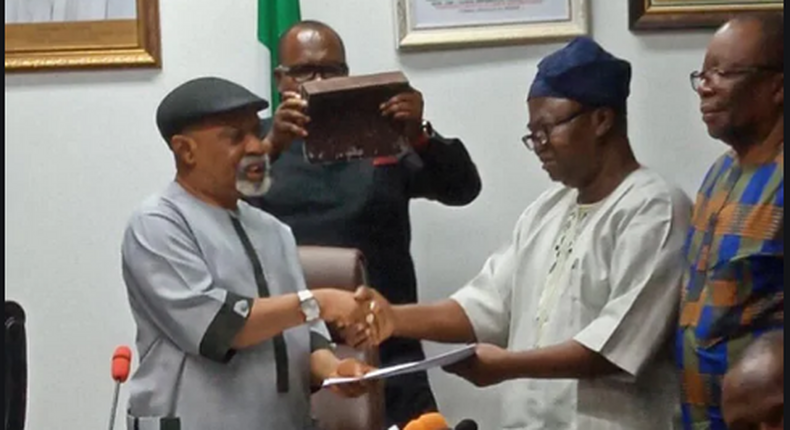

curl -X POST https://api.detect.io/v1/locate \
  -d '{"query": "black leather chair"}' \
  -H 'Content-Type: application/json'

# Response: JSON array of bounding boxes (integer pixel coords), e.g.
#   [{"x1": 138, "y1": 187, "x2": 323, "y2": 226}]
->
[{"x1": 5, "y1": 301, "x2": 27, "y2": 430}]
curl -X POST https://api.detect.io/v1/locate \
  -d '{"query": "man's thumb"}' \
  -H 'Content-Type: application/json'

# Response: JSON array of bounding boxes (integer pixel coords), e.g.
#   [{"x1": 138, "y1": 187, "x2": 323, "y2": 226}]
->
[{"x1": 354, "y1": 286, "x2": 372, "y2": 301}]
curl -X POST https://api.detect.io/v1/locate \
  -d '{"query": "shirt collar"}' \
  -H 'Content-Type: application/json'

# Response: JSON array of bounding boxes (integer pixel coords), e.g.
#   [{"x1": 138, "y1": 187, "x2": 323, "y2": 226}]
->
[{"x1": 737, "y1": 122, "x2": 784, "y2": 166}]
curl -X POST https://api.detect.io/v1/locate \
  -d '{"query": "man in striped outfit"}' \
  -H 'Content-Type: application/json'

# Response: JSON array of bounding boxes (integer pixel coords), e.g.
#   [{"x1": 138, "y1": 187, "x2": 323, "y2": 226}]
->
[{"x1": 678, "y1": 12, "x2": 784, "y2": 430}]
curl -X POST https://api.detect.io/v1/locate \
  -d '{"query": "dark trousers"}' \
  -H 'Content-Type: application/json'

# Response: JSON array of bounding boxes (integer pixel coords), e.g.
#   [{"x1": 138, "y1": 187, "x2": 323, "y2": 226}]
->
[{"x1": 380, "y1": 337, "x2": 439, "y2": 428}]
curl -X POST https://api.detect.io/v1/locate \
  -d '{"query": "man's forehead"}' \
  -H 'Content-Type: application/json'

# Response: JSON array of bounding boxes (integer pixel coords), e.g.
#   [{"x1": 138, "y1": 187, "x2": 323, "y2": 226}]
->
[
  {"x1": 707, "y1": 20, "x2": 768, "y2": 64},
  {"x1": 281, "y1": 28, "x2": 344, "y2": 64},
  {"x1": 294, "y1": 28, "x2": 332, "y2": 47},
  {"x1": 527, "y1": 98, "x2": 581, "y2": 121}
]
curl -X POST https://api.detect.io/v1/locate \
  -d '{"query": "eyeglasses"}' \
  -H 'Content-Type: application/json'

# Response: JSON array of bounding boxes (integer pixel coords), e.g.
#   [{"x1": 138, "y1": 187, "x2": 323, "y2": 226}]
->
[
  {"x1": 690, "y1": 65, "x2": 783, "y2": 91},
  {"x1": 276, "y1": 63, "x2": 349, "y2": 83},
  {"x1": 522, "y1": 108, "x2": 590, "y2": 152}
]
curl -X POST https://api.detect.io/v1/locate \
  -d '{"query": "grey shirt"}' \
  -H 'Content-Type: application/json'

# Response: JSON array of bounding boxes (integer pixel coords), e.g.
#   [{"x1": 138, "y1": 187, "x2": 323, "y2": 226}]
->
[{"x1": 121, "y1": 182, "x2": 329, "y2": 430}]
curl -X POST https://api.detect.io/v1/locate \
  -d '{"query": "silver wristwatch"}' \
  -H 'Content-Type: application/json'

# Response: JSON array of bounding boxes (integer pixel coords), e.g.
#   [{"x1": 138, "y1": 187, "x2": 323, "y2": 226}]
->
[{"x1": 298, "y1": 290, "x2": 321, "y2": 322}]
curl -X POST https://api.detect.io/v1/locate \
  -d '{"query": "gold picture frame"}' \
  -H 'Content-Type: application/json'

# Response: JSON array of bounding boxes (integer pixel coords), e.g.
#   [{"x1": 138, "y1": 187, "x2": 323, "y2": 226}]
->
[
  {"x1": 5, "y1": 0, "x2": 161, "y2": 72},
  {"x1": 395, "y1": 0, "x2": 589, "y2": 51},
  {"x1": 629, "y1": 0, "x2": 783, "y2": 30}
]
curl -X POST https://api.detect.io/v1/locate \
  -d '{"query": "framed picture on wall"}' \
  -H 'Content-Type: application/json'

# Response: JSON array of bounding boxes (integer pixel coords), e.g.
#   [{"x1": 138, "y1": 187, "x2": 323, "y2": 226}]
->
[
  {"x1": 629, "y1": 0, "x2": 783, "y2": 31},
  {"x1": 5, "y1": 0, "x2": 161, "y2": 72},
  {"x1": 395, "y1": 0, "x2": 589, "y2": 51}
]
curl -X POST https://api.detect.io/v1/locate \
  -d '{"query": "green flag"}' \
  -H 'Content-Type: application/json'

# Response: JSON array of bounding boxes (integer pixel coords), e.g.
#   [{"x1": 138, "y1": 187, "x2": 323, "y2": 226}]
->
[{"x1": 258, "y1": 0, "x2": 301, "y2": 108}]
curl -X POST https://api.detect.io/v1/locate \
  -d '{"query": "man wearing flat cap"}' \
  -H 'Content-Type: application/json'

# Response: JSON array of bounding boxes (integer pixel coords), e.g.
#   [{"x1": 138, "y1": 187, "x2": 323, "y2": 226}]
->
[
  {"x1": 354, "y1": 37, "x2": 692, "y2": 429},
  {"x1": 120, "y1": 76, "x2": 376, "y2": 430}
]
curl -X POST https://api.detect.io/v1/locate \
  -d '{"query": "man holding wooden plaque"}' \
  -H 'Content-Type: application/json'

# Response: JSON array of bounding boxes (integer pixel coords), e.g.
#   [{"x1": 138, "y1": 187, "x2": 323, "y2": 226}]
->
[{"x1": 246, "y1": 20, "x2": 482, "y2": 428}]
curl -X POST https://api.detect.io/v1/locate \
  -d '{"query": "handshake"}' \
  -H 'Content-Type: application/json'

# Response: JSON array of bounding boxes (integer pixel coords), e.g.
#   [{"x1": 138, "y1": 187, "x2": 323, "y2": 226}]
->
[{"x1": 313, "y1": 286, "x2": 395, "y2": 349}]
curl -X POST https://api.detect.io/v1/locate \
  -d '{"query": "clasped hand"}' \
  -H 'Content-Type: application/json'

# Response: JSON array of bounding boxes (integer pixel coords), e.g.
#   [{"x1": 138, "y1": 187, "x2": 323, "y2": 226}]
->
[
  {"x1": 316, "y1": 286, "x2": 396, "y2": 349},
  {"x1": 320, "y1": 290, "x2": 511, "y2": 389},
  {"x1": 311, "y1": 287, "x2": 395, "y2": 398}
]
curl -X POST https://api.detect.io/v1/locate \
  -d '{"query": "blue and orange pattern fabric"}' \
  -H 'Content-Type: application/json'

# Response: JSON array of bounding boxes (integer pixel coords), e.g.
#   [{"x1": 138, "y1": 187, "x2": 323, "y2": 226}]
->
[{"x1": 677, "y1": 144, "x2": 784, "y2": 429}]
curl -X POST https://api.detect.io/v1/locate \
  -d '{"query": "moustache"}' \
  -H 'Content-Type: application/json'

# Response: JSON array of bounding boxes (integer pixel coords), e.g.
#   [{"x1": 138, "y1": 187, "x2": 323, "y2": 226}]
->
[{"x1": 237, "y1": 155, "x2": 268, "y2": 172}]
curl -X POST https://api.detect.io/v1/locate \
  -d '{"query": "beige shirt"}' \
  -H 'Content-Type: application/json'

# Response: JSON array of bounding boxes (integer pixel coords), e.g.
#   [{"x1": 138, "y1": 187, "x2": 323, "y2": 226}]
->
[{"x1": 453, "y1": 168, "x2": 690, "y2": 430}]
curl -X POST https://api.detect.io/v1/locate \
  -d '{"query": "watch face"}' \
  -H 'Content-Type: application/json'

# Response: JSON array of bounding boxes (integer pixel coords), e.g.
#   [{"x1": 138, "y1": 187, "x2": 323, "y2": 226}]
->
[
  {"x1": 300, "y1": 291, "x2": 320, "y2": 321},
  {"x1": 307, "y1": 301, "x2": 320, "y2": 320}
]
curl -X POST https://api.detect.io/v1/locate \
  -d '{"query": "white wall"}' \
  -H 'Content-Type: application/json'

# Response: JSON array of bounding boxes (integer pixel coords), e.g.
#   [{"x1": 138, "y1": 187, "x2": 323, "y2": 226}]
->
[{"x1": 5, "y1": 1, "x2": 725, "y2": 429}]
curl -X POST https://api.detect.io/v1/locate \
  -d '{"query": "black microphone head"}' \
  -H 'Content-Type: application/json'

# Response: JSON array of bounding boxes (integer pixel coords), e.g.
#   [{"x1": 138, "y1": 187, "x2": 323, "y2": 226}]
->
[
  {"x1": 455, "y1": 419, "x2": 478, "y2": 430},
  {"x1": 5, "y1": 300, "x2": 28, "y2": 430},
  {"x1": 5, "y1": 301, "x2": 26, "y2": 325}
]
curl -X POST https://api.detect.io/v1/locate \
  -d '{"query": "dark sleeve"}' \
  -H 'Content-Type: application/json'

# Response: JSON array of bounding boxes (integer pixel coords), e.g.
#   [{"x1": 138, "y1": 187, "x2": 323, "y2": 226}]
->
[
  {"x1": 308, "y1": 330, "x2": 335, "y2": 394},
  {"x1": 310, "y1": 331, "x2": 333, "y2": 353},
  {"x1": 403, "y1": 131, "x2": 482, "y2": 206}
]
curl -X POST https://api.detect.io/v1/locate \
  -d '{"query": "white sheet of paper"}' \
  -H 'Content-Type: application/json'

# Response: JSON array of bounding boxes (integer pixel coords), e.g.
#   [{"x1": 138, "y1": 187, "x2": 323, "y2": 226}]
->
[{"x1": 322, "y1": 344, "x2": 477, "y2": 387}]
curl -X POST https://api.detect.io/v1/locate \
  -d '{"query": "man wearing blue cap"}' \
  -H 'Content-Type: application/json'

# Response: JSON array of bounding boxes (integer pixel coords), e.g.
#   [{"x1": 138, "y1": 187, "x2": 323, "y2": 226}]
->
[
  {"x1": 120, "y1": 77, "x2": 378, "y2": 430},
  {"x1": 354, "y1": 37, "x2": 692, "y2": 429}
]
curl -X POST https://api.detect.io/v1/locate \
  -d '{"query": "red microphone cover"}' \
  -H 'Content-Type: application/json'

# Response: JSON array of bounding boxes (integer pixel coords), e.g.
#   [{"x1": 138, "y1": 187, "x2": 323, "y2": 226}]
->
[
  {"x1": 404, "y1": 412, "x2": 450, "y2": 430},
  {"x1": 419, "y1": 413, "x2": 450, "y2": 430},
  {"x1": 111, "y1": 346, "x2": 132, "y2": 382},
  {"x1": 403, "y1": 419, "x2": 425, "y2": 430}
]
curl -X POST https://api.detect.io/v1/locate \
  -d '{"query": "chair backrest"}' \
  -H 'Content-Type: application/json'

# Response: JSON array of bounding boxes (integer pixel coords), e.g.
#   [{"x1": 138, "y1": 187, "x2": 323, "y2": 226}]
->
[
  {"x1": 298, "y1": 246, "x2": 385, "y2": 430},
  {"x1": 298, "y1": 246, "x2": 369, "y2": 291},
  {"x1": 5, "y1": 301, "x2": 28, "y2": 430}
]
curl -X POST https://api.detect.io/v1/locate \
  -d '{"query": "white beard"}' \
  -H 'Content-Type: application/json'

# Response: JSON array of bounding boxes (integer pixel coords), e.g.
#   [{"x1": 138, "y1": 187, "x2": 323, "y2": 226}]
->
[{"x1": 236, "y1": 155, "x2": 272, "y2": 197}]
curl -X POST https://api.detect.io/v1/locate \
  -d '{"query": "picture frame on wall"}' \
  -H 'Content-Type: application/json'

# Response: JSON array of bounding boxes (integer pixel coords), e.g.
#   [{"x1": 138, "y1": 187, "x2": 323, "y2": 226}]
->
[
  {"x1": 395, "y1": 0, "x2": 589, "y2": 51},
  {"x1": 5, "y1": 0, "x2": 161, "y2": 72},
  {"x1": 629, "y1": 0, "x2": 783, "y2": 31}
]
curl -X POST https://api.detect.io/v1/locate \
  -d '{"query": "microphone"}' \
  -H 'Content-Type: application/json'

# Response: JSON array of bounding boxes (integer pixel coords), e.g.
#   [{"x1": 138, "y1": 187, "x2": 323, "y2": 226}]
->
[
  {"x1": 400, "y1": 412, "x2": 450, "y2": 430},
  {"x1": 393, "y1": 412, "x2": 473, "y2": 430},
  {"x1": 108, "y1": 346, "x2": 132, "y2": 430},
  {"x1": 455, "y1": 419, "x2": 478, "y2": 430},
  {"x1": 419, "y1": 413, "x2": 450, "y2": 430},
  {"x1": 5, "y1": 301, "x2": 28, "y2": 430}
]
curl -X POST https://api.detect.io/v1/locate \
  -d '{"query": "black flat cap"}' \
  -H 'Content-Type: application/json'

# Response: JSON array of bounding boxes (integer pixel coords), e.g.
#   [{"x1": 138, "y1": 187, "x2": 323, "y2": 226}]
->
[{"x1": 156, "y1": 77, "x2": 269, "y2": 143}]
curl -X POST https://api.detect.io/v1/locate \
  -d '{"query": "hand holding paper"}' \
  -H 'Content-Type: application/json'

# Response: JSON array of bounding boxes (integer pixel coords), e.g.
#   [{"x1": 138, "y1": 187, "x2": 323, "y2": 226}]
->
[
  {"x1": 322, "y1": 344, "x2": 476, "y2": 388},
  {"x1": 325, "y1": 357, "x2": 378, "y2": 398},
  {"x1": 442, "y1": 343, "x2": 512, "y2": 388}
]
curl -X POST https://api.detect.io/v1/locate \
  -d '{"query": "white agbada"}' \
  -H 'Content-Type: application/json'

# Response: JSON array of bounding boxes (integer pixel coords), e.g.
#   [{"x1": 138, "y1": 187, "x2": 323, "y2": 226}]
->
[{"x1": 452, "y1": 167, "x2": 690, "y2": 430}]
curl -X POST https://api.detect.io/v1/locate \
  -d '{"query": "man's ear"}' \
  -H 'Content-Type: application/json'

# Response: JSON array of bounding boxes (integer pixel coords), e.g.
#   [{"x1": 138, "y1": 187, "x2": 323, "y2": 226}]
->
[
  {"x1": 170, "y1": 134, "x2": 198, "y2": 166},
  {"x1": 274, "y1": 68, "x2": 287, "y2": 95},
  {"x1": 773, "y1": 73, "x2": 784, "y2": 106},
  {"x1": 592, "y1": 108, "x2": 616, "y2": 139}
]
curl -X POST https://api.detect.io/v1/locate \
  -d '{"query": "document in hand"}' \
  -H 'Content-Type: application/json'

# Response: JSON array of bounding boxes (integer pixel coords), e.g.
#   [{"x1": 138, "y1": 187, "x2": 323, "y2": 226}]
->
[{"x1": 322, "y1": 344, "x2": 476, "y2": 387}]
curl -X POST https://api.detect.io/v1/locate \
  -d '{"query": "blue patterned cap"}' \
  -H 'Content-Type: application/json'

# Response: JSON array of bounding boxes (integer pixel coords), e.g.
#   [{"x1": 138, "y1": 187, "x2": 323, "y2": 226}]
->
[{"x1": 528, "y1": 37, "x2": 632, "y2": 110}]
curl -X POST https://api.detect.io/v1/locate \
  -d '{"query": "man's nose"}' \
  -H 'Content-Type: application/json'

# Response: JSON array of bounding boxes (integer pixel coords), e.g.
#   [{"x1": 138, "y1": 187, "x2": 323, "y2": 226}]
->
[
  {"x1": 245, "y1": 134, "x2": 266, "y2": 155},
  {"x1": 697, "y1": 78, "x2": 715, "y2": 98}
]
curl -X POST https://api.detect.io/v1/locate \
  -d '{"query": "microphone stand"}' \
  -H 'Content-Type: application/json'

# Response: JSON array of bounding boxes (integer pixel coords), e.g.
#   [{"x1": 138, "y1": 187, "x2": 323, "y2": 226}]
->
[
  {"x1": 108, "y1": 379, "x2": 122, "y2": 430},
  {"x1": 107, "y1": 346, "x2": 132, "y2": 430}
]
